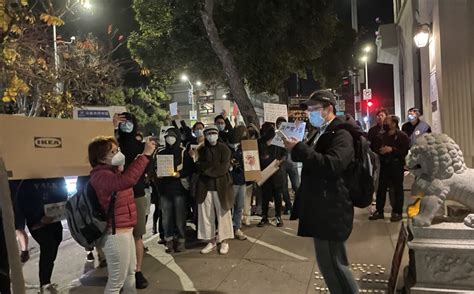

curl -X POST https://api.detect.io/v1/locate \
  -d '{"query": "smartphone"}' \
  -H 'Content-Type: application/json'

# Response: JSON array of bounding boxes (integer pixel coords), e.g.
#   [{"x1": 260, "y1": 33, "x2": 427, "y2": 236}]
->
[{"x1": 275, "y1": 129, "x2": 289, "y2": 141}]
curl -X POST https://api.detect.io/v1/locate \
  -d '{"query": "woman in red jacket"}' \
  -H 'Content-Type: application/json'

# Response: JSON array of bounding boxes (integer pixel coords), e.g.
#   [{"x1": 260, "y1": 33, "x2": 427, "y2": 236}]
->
[{"x1": 88, "y1": 136, "x2": 155, "y2": 294}]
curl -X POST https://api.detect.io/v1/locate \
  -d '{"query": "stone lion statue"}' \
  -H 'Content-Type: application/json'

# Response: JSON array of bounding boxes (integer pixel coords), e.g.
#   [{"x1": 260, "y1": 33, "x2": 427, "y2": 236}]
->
[{"x1": 406, "y1": 133, "x2": 474, "y2": 228}]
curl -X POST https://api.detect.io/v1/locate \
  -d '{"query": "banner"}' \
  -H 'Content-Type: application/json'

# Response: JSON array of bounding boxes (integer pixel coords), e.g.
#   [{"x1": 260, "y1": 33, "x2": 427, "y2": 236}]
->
[
  {"x1": 0, "y1": 115, "x2": 114, "y2": 179},
  {"x1": 271, "y1": 122, "x2": 306, "y2": 148},
  {"x1": 263, "y1": 103, "x2": 288, "y2": 123},
  {"x1": 73, "y1": 106, "x2": 127, "y2": 121}
]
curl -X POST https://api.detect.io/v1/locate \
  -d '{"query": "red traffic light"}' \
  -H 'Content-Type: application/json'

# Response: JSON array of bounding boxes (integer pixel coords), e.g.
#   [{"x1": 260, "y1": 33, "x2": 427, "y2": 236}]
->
[{"x1": 367, "y1": 101, "x2": 374, "y2": 107}]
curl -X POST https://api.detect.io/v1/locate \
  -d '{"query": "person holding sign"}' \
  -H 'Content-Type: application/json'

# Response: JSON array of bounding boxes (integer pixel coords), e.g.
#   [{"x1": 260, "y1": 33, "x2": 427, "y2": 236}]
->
[
  {"x1": 283, "y1": 90, "x2": 358, "y2": 293},
  {"x1": 257, "y1": 122, "x2": 288, "y2": 228},
  {"x1": 195, "y1": 125, "x2": 235, "y2": 255},
  {"x1": 13, "y1": 177, "x2": 68, "y2": 293},
  {"x1": 156, "y1": 128, "x2": 194, "y2": 253}
]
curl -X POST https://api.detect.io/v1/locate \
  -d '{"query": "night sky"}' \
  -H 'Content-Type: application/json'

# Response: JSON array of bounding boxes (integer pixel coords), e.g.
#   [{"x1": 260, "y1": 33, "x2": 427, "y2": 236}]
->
[{"x1": 61, "y1": 0, "x2": 395, "y2": 111}]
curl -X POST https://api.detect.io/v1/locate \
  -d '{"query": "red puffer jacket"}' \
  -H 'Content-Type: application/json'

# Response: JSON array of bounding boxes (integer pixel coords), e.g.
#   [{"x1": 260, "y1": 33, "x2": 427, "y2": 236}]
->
[{"x1": 90, "y1": 155, "x2": 149, "y2": 229}]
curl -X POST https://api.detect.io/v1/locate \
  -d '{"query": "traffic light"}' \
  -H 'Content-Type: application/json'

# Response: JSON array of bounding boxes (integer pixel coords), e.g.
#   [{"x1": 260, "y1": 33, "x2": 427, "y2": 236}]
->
[{"x1": 367, "y1": 100, "x2": 373, "y2": 108}]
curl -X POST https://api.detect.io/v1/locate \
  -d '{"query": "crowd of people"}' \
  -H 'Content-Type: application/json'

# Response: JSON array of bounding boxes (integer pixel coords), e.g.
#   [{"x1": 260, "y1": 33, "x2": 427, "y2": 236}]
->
[{"x1": 0, "y1": 90, "x2": 432, "y2": 294}]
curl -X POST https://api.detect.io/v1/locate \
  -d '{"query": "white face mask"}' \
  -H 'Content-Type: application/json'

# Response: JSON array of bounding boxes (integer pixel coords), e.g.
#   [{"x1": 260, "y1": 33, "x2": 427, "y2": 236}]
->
[
  {"x1": 166, "y1": 136, "x2": 177, "y2": 146},
  {"x1": 111, "y1": 151, "x2": 126, "y2": 167},
  {"x1": 206, "y1": 134, "x2": 219, "y2": 145}
]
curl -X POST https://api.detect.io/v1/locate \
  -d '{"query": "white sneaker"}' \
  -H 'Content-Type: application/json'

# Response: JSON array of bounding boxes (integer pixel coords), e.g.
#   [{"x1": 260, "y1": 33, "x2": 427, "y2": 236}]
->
[
  {"x1": 39, "y1": 283, "x2": 59, "y2": 294},
  {"x1": 242, "y1": 216, "x2": 251, "y2": 226},
  {"x1": 219, "y1": 242, "x2": 229, "y2": 255},
  {"x1": 200, "y1": 242, "x2": 217, "y2": 254},
  {"x1": 234, "y1": 229, "x2": 247, "y2": 241}
]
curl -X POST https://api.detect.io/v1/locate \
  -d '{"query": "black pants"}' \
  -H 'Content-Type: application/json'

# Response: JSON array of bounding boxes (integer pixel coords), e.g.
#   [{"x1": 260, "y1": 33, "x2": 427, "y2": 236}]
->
[
  {"x1": 30, "y1": 222, "x2": 63, "y2": 286},
  {"x1": 0, "y1": 222, "x2": 10, "y2": 294},
  {"x1": 261, "y1": 181, "x2": 282, "y2": 218},
  {"x1": 376, "y1": 161, "x2": 405, "y2": 214}
]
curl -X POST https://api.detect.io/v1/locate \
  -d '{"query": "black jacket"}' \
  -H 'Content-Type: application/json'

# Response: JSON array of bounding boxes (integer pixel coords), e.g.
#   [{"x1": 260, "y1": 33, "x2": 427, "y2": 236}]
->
[
  {"x1": 258, "y1": 140, "x2": 288, "y2": 189},
  {"x1": 291, "y1": 117, "x2": 355, "y2": 241}
]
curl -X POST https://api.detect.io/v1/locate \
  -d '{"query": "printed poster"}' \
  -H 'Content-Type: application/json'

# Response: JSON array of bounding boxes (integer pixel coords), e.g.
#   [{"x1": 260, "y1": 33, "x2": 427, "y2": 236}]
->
[
  {"x1": 271, "y1": 122, "x2": 306, "y2": 148},
  {"x1": 44, "y1": 201, "x2": 67, "y2": 223},
  {"x1": 156, "y1": 155, "x2": 175, "y2": 177},
  {"x1": 263, "y1": 103, "x2": 288, "y2": 123},
  {"x1": 241, "y1": 140, "x2": 262, "y2": 182},
  {"x1": 243, "y1": 150, "x2": 260, "y2": 171}
]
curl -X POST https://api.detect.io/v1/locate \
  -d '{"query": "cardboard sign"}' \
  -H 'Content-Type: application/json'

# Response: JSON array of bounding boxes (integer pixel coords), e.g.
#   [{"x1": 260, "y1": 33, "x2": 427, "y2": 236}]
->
[
  {"x1": 0, "y1": 115, "x2": 114, "y2": 180},
  {"x1": 241, "y1": 140, "x2": 262, "y2": 182},
  {"x1": 156, "y1": 155, "x2": 174, "y2": 177},
  {"x1": 257, "y1": 160, "x2": 280, "y2": 186},
  {"x1": 263, "y1": 103, "x2": 288, "y2": 123},
  {"x1": 169, "y1": 102, "x2": 178, "y2": 116},
  {"x1": 44, "y1": 201, "x2": 67, "y2": 223},
  {"x1": 271, "y1": 122, "x2": 306, "y2": 148},
  {"x1": 73, "y1": 106, "x2": 127, "y2": 121}
]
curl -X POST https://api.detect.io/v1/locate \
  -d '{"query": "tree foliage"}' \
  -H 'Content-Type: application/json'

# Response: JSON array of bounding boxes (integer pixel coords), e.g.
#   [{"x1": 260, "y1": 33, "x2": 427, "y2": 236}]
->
[
  {"x1": 129, "y1": 0, "x2": 355, "y2": 94},
  {"x1": 0, "y1": 0, "x2": 124, "y2": 117}
]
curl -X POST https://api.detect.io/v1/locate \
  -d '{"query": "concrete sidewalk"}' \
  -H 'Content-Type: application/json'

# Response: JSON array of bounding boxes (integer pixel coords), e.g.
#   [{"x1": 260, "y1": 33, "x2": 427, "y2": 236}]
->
[{"x1": 22, "y1": 201, "x2": 412, "y2": 293}]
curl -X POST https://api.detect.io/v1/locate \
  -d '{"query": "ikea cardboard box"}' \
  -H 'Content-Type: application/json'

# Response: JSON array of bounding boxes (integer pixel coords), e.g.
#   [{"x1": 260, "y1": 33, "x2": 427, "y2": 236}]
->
[{"x1": 0, "y1": 115, "x2": 114, "y2": 180}]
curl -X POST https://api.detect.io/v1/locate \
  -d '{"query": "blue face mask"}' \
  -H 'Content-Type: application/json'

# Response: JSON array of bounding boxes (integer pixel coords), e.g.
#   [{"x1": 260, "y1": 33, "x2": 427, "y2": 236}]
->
[
  {"x1": 120, "y1": 121, "x2": 134, "y2": 133},
  {"x1": 309, "y1": 111, "x2": 325, "y2": 128},
  {"x1": 407, "y1": 114, "x2": 417, "y2": 122}
]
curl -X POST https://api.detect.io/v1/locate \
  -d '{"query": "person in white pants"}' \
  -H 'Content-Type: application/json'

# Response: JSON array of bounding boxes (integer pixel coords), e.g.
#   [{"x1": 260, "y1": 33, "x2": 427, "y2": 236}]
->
[{"x1": 195, "y1": 125, "x2": 235, "y2": 255}]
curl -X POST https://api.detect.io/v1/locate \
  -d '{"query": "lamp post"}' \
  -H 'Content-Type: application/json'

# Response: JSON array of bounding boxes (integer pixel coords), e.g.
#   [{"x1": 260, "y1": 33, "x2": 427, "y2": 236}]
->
[
  {"x1": 180, "y1": 74, "x2": 197, "y2": 118},
  {"x1": 361, "y1": 45, "x2": 372, "y2": 131}
]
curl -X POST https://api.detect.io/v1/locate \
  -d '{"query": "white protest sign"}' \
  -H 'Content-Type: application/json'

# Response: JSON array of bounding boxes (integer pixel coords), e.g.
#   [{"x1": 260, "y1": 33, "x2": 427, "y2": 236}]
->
[
  {"x1": 169, "y1": 102, "x2": 178, "y2": 116},
  {"x1": 189, "y1": 110, "x2": 198, "y2": 121},
  {"x1": 44, "y1": 201, "x2": 67, "y2": 223},
  {"x1": 156, "y1": 155, "x2": 175, "y2": 177},
  {"x1": 73, "y1": 106, "x2": 128, "y2": 121},
  {"x1": 159, "y1": 126, "x2": 174, "y2": 146},
  {"x1": 271, "y1": 122, "x2": 306, "y2": 148},
  {"x1": 263, "y1": 103, "x2": 288, "y2": 123}
]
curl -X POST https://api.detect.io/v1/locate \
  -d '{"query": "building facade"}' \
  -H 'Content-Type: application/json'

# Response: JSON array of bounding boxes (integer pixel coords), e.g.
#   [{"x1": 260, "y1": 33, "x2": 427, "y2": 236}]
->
[{"x1": 377, "y1": 0, "x2": 474, "y2": 167}]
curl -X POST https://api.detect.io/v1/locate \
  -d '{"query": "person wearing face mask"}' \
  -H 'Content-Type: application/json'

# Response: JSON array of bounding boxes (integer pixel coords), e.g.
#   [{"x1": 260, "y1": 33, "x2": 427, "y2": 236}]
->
[
  {"x1": 214, "y1": 110, "x2": 234, "y2": 144},
  {"x1": 156, "y1": 128, "x2": 194, "y2": 253},
  {"x1": 369, "y1": 115, "x2": 409, "y2": 222},
  {"x1": 228, "y1": 125, "x2": 249, "y2": 240},
  {"x1": 283, "y1": 89, "x2": 358, "y2": 294},
  {"x1": 88, "y1": 136, "x2": 156, "y2": 293},
  {"x1": 401, "y1": 107, "x2": 431, "y2": 147},
  {"x1": 257, "y1": 122, "x2": 288, "y2": 228},
  {"x1": 195, "y1": 125, "x2": 234, "y2": 254},
  {"x1": 112, "y1": 112, "x2": 150, "y2": 289}
]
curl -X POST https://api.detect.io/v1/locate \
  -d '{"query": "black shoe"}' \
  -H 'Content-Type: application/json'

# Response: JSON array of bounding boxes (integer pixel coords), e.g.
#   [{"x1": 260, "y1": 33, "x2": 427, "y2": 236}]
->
[
  {"x1": 390, "y1": 213, "x2": 403, "y2": 222},
  {"x1": 152, "y1": 226, "x2": 157, "y2": 235},
  {"x1": 86, "y1": 251, "x2": 95, "y2": 262},
  {"x1": 135, "y1": 272, "x2": 149, "y2": 289},
  {"x1": 158, "y1": 238, "x2": 166, "y2": 245},
  {"x1": 369, "y1": 212, "x2": 385, "y2": 220},
  {"x1": 258, "y1": 217, "x2": 269, "y2": 227},
  {"x1": 144, "y1": 246, "x2": 149, "y2": 253},
  {"x1": 165, "y1": 241, "x2": 173, "y2": 253},
  {"x1": 20, "y1": 250, "x2": 30, "y2": 263},
  {"x1": 175, "y1": 241, "x2": 186, "y2": 252},
  {"x1": 275, "y1": 216, "x2": 284, "y2": 227}
]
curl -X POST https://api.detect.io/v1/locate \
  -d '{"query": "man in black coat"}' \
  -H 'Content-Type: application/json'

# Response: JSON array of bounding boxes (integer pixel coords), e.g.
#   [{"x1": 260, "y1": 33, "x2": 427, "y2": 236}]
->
[{"x1": 283, "y1": 90, "x2": 358, "y2": 294}]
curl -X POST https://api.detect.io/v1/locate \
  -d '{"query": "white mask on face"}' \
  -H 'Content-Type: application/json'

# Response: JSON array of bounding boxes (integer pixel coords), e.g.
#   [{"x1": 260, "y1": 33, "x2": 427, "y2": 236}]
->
[
  {"x1": 206, "y1": 134, "x2": 219, "y2": 145},
  {"x1": 165, "y1": 136, "x2": 177, "y2": 146},
  {"x1": 111, "y1": 151, "x2": 126, "y2": 167}
]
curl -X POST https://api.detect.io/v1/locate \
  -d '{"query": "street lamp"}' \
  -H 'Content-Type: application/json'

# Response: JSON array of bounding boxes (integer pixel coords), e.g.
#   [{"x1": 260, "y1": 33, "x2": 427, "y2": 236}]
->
[
  {"x1": 83, "y1": 0, "x2": 92, "y2": 10},
  {"x1": 180, "y1": 74, "x2": 196, "y2": 115},
  {"x1": 414, "y1": 24, "x2": 431, "y2": 48},
  {"x1": 363, "y1": 45, "x2": 371, "y2": 54},
  {"x1": 196, "y1": 81, "x2": 202, "y2": 87}
]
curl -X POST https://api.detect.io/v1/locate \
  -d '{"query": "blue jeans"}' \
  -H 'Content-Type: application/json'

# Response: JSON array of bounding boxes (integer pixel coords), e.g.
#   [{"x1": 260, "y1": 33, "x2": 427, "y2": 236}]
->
[
  {"x1": 161, "y1": 193, "x2": 187, "y2": 242},
  {"x1": 282, "y1": 161, "x2": 300, "y2": 211},
  {"x1": 313, "y1": 238, "x2": 358, "y2": 294},
  {"x1": 232, "y1": 185, "x2": 245, "y2": 230}
]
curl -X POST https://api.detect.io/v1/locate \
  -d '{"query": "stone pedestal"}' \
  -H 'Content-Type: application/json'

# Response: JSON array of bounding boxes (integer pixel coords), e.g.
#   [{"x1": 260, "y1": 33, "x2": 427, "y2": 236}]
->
[{"x1": 408, "y1": 222, "x2": 474, "y2": 293}]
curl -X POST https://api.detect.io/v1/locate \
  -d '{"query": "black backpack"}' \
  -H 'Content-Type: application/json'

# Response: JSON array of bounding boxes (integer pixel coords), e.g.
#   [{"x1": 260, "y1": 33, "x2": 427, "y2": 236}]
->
[
  {"x1": 66, "y1": 182, "x2": 116, "y2": 248},
  {"x1": 337, "y1": 119, "x2": 379, "y2": 208}
]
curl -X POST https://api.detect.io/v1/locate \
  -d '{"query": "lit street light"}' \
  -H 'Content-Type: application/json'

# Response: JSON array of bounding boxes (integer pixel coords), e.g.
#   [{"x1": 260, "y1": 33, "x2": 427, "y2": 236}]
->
[
  {"x1": 180, "y1": 74, "x2": 196, "y2": 116},
  {"x1": 414, "y1": 24, "x2": 431, "y2": 48},
  {"x1": 196, "y1": 81, "x2": 202, "y2": 87}
]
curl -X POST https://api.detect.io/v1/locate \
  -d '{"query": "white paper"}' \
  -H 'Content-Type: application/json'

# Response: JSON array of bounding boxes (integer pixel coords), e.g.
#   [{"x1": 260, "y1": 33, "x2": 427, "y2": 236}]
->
[
  {"x1": 169, "y1": 102, "x2": 178, "y2": 116},
  {"x1": 243, "y1": 150, "x2": 261, "y2": 171},
  {"x1": 257, "y1": 160, "x2": 280, "y2": 186},
  {"x1": 44, "y1": 201, "x2": 67, "y2": 223},
  {"x1": 271, "y1": 122, "x2": 306, "y2": 148},
  {"x1": 189, "y1": 110, "x2": 197, "y2": 121},
  {"x1": 156, "y1": 155, "x2": 175, "y2": 177},
  {"x1": 263, "y1": 103, "x2": 288, "y2": 123},
  {"x1": 73, "y1": 106, "x2": 127, "y2": 121}
]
